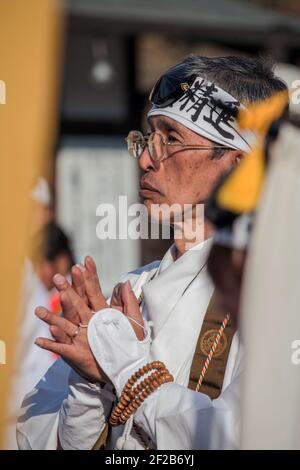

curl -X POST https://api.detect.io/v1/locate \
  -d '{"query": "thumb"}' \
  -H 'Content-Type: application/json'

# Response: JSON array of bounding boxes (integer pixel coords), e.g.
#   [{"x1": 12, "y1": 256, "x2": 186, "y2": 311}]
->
[
  {"x1": 110, "y1": 283, "x2": 124, "y2": 312},
  {"x1": 121, "y1": 281, "x2": 145, "y2": 340}
]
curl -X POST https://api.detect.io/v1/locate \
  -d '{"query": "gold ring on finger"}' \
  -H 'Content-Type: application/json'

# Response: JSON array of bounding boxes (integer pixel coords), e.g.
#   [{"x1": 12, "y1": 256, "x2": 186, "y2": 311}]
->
[{"x1": 72, "y1": 328, "x2": 79, "y2": 338}]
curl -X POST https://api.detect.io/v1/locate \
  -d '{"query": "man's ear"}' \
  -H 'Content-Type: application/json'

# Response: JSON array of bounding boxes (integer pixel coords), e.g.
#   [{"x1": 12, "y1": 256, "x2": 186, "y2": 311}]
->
[
  {"x1": 221, "y1": 150, "x2": 243, "y2": 172},
  {"x1": 234, "y1": 151, "x2": 244, "y2": 166}
]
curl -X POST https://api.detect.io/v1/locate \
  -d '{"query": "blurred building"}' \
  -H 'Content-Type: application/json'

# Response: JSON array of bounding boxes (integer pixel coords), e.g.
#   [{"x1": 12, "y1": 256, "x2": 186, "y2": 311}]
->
[
  {"x1": 55, "y1": 0, "x2": 300, "y2": 294},
  {"x1": 249, "y1": 0, "x2": 300, "y2": 17}
]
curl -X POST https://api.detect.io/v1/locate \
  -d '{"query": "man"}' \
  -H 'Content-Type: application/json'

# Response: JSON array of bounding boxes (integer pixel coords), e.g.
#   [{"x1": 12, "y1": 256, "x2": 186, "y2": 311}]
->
[{"x1": 17, "y1": 55, "x2": 287, "y2": 450}]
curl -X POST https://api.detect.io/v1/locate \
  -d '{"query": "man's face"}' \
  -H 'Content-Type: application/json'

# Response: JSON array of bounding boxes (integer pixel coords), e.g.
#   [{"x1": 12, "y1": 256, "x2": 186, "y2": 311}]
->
[{"x1": 139, "y1": 116, "x2": 240, "y2": 218}]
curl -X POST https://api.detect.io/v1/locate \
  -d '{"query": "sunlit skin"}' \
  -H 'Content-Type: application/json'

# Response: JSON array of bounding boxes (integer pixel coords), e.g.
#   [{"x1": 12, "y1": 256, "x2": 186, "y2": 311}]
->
[
  {"x1": 34, "y1": 257, "x2": 145, "y2": 385},
  {"x1": 138, "y1": 115, "x2": 242, "y2": 256}
]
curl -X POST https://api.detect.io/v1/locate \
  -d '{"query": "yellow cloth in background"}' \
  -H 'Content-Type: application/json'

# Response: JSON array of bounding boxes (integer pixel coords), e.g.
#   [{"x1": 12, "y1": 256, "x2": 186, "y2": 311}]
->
[
  {"x1": 217, "y1": 91, "x2": 289, "y2": 214},
  {"x1": 0, "y1": 0, "x2": 63, "y2": 448}
]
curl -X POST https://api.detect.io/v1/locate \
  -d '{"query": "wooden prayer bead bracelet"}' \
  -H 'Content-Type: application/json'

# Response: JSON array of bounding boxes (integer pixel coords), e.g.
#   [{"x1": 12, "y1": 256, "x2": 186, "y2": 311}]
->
[{"x1": 109, "y1": 361, "x2": 173, "y2": 427}]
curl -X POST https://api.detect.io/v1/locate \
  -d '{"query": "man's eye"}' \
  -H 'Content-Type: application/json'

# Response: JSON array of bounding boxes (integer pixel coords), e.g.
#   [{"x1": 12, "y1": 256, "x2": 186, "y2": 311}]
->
[{"x1": 168, "y1": 135, "x2": 180, "y2": 143}]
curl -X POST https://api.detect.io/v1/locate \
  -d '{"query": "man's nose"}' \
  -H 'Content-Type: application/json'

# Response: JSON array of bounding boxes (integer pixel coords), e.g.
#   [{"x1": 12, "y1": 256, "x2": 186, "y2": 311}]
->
[{"x1": 138, "y1": 146, "x2": 159, "y2": 172}]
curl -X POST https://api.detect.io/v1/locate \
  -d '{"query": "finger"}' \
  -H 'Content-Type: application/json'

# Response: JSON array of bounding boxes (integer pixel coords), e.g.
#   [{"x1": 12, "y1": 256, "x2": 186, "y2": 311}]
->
[
  {"x1": 78, "y1": 256, "x2": 107, "y2": 311},
  {"x1": 49, "y1": 325, "x2": 72, "y2": 345},
  {"x1": 53, "y1": 272, "x2": 71, "y2": 293},
  {"x1": 35, "y1": 306, "x2": 79, "y2": 338},
  {"x1": 60, "y1": 290, "x2": 80, "y2": 325},
  {"x1": 84, "y1": 256, "x2": 97, "y2": 275},
  {"x1": 110, "y1": 282, "x2": 124, "y2": 312},
  {"x1": 53, "y1": 274, "x2": 92, "y2": 324},
  {"x1": 121, "y1": 281, "x2": 145, "y2": 340},
  {"x1": 53, "y1": 273, "x2": 80, "y2": 324},
  {"x1": 71, "y1": 265, "x2": 89, "y2": 304},
  {"x1": 35, "y1": 337, "x2": 71, "y2": 357}
]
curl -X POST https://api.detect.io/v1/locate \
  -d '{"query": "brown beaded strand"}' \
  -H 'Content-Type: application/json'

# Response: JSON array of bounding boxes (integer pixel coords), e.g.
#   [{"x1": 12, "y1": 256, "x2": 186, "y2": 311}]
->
[
  {"x1": 118, "y1": 371, "x2": 173, "y2": 425},
  {"x1": 112, "y1": 372, "x2": 172, "y2": 426},
  {"x1": 109, "y1": 361, "x2": 173, "y2": 427},
  {"x1": 109, "y1": 368, "x2": 171, "y2": 426}
]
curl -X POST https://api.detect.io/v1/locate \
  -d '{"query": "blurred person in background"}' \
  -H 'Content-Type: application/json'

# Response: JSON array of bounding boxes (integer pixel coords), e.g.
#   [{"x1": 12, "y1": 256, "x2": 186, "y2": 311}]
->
[
  {"x1": 6, "y1": 220, "x2": 74, "y2": 449},
  {"x1": 18, "y1": 55, "x2": 287, "y2": 450},
  {"x1": 238, "y1": 117, "x2": 300, "y2": 449},
  {"x1": 30, "y1": 177, "x2": 53, "y2": 237},
  {"x1": 21, "y1": 220, "x2": 75, "y2": 395},
  {"x1": 204, "y1": 97, "x2": 300, "y2": 449}
]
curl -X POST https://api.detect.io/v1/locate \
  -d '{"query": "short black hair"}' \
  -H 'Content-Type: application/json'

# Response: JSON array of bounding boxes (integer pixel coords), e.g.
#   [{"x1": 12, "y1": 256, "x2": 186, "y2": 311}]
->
[
  {"x1": 31, "y1": 221, "x2": 75, "y2": 265},
  {"x1": 43, "y1": 222, "x2": 74, "y2": 263},
  {"x1": 182, "y1": 55, "x2": 288, "y2": 105},
  {"x1": 178, "y1": 55, "x2": 288, "y2": 159}
]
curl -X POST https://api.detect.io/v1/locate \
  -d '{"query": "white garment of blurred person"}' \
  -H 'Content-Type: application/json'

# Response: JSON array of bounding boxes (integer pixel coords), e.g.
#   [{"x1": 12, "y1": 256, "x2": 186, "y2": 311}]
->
[{"x1": 6, "y1": 179, "x2": 74, "y2": 448}]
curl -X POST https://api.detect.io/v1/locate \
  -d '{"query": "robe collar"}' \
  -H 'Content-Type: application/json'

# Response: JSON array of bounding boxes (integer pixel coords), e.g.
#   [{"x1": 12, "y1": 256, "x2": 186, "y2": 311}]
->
[{"x1": 142, "y1": 238, "x2": 213, "y2": 335}]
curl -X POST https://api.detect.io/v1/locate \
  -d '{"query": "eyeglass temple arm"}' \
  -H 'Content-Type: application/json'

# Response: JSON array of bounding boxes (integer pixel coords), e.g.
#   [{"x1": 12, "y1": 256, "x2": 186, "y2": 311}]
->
[
  {"x1": 167, "y1": 143, "x2": 234, "y2": 150},
  {"x1": 125, "y1": 135, "x2": 233, "y2": 151}
]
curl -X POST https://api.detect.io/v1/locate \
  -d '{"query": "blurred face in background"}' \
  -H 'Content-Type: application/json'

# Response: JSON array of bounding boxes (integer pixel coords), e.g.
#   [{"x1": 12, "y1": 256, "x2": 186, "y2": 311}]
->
[
  {"x1": 37, "y1": 252, "x2": 73, "y2": 291},
  {"x1": 31, "y1": 221, "x2": 74, "y2": 291}
]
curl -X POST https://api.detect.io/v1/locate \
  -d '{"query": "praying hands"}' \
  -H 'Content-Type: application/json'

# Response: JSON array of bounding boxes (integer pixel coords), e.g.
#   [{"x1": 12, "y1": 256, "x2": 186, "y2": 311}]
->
[{"x1": 35, "y1": 256, "x2": 145, "y2": 384}]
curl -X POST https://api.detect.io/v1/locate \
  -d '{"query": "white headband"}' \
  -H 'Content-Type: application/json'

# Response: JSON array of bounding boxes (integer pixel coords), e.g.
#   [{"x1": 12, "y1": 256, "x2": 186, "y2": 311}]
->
[{"x1": 148, "y1": 76, "x2": 257, "y2": 152}]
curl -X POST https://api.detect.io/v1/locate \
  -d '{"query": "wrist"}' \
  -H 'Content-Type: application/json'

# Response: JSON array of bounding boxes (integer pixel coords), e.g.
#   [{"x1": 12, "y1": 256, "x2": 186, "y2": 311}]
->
[
  {"x1": 58, "y1": 369, "x2": 115, "y2": 450},
  {"x1": 87, "y1": 308, "x2": 152, "y2": 395},
  {"x1": 68, "y1": 367, "x2": 102, "y2": 391}
]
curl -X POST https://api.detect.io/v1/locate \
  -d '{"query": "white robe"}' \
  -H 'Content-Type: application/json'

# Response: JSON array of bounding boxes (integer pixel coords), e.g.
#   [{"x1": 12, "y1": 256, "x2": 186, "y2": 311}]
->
[
  {"x1": 240, "y1": 123, "x2": 300, "y2": 449},
  {"x1": 17, "y1": 240, "x2": 243, "y2": 450},
  {"x1": 6, "y1": 260, "x2": 57, "y2": 449}
]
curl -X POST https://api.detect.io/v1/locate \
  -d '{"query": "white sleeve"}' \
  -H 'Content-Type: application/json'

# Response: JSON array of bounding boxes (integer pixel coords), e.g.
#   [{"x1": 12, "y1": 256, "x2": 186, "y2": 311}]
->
[
  {"x1": 86, "y1": 308, "x2": 241, "y2": 450},
  {"x1": 58, "y1": 370, "x2": 115, "y2": 450},
  {"x1": 133, "y1": 375, "x2": 242, "y2": 450},
  {"x1": 87, "y1": 308, "x2": 152, "y2": 397},
  {"x1": 17, "y1": 358, "x2": 70, "y2": 449},
  {"x1": 17, "y1": 358, "x2": 116, "y2": 450},
  {"x1": 17, "y1": 280, "x2": 140, "y2": 450}
]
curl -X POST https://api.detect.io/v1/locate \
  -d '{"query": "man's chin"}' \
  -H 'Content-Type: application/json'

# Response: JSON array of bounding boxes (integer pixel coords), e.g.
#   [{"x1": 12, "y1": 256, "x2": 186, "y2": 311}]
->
[
  {"x1": 140, "y1": 198, "x2": 159, "y2": 221},
  {"x1": 141, "y1": 196, "x2": 162, "y2": 209},
  {"x1": 142, "y1": 198, "x2": 158, "y2": 220},
  {"x1": 142, "y1": 199, "x2": 176, "y2": 225}
]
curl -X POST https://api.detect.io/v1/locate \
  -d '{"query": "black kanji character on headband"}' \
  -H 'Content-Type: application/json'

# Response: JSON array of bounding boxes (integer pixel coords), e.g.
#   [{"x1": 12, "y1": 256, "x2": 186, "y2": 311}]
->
[
  {"x1": 179, "y1": 79, "x2": 218, "y2": 122},
  {"x1": 204, "y1": 100, "x2": 241, "y2": 141},
  {"x1": 178, "y1": 79, "x2": 242, "y2": 140}
]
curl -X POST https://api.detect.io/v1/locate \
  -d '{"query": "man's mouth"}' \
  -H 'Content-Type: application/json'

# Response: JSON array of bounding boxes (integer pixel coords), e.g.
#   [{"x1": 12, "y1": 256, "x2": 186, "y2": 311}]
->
[{"x1": 139, "y1": 180, "x2": 161, "y2": 197}]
